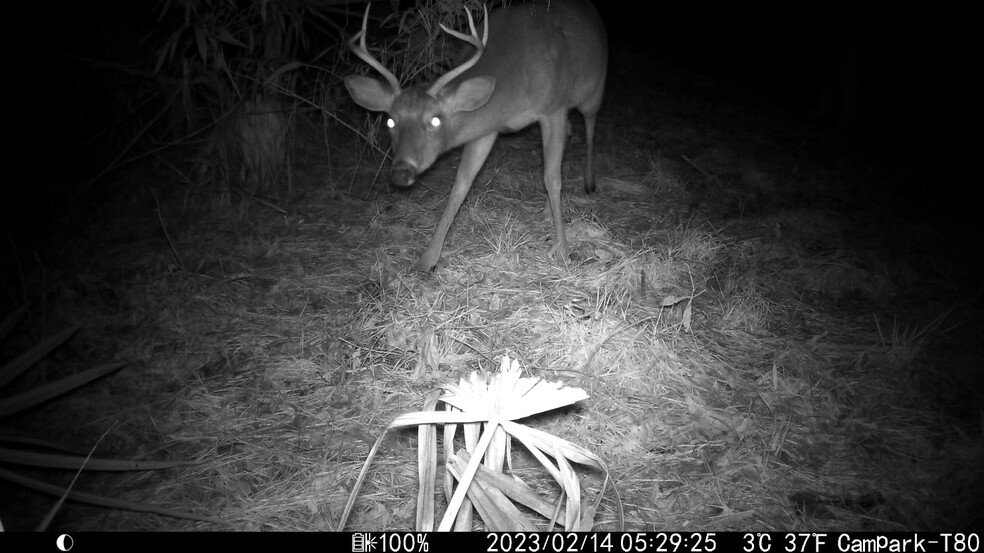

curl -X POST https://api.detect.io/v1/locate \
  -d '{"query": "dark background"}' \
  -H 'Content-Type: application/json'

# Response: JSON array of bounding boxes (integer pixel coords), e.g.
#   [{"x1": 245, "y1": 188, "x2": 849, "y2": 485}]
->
[{"x1": 7, "y1": 2, "x2": 973, "y2": 229}]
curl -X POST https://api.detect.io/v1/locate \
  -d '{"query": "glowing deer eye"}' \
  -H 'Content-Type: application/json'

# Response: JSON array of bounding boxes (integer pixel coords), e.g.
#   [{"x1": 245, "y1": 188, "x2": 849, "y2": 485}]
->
[
  {"x1": 386, "y1": 118, "x2": 395, "y2": 129},
  {"x1": 430, "y1": 116, "x2": 441, "y2": 128}
]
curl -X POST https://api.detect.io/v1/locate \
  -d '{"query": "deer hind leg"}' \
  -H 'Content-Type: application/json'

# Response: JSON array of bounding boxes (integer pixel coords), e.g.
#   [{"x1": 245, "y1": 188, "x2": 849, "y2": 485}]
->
[
  {"x1": 582, "y1": 110, "x2": 597, "y2": 194},
  {"x1": 416, "y1": 132, "x2": 498, "y2": 272},
  {"x1": 540, "y1": 110, "x2": 569, "y2": 262}
]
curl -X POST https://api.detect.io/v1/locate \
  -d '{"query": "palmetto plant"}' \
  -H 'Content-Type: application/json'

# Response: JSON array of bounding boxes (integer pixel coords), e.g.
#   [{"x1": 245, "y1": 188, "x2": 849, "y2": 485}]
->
[
  {"x1": 151, "y1": 0, "x2": 333, "y2": 201},
  {"x1": 339, "y1": 356, "x2": 623, "y2": 531}
]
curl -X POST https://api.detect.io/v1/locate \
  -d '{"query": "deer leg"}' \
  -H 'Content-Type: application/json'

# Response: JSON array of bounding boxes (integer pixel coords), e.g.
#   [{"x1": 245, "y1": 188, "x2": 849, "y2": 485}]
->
[
  {"x1": 582, "y1": 111, "x2": 597, "y2": 194},
  {"x1": 416, "y1": 132, "x2": 498, "y2": 272},
  {"x1": 540, "y1": 110, "x2": 569, "y2": 262}
]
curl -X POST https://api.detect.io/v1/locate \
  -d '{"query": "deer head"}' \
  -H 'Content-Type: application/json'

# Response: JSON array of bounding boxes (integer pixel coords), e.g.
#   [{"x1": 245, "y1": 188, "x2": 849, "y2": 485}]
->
[{"x1": 344, "y1": 5, "x2": 493, "y2": 187}]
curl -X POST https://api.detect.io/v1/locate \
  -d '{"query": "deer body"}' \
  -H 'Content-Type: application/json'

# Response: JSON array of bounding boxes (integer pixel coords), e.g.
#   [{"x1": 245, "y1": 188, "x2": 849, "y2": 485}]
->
[{"x1": 345, "y1": 0, "x2": 607, "y2": 271}]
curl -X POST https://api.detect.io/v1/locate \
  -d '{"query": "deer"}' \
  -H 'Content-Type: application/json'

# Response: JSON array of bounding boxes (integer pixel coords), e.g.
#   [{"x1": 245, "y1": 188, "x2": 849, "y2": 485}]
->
[{"x1": 344, "y1": 0, "x2": 607, "y2": 272}]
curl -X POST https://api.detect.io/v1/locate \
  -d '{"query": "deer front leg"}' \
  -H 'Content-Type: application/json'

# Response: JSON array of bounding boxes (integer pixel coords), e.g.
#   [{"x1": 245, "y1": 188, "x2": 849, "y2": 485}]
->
[{"x1": 416, "y1": 133, "x2": 498, "y2": 272}]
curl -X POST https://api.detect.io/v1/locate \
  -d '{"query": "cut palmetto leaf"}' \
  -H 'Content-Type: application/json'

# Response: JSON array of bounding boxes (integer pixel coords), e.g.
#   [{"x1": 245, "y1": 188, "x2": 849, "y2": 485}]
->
[
  {"x1": 0, "y1": 466, "x2": 224, "y2": 525},
  {"x1": 337, "y1": 355, "x2": 623, "y2": 531},
  {"x1": 0, "y1": 307, "x2": 217, "y2": 528},
  {"x1": 0, "y1": 447, "x2": 198, "y2": 471},
  {"x1": 0, "y1": 361, "x2": 126, "y2": 418}
]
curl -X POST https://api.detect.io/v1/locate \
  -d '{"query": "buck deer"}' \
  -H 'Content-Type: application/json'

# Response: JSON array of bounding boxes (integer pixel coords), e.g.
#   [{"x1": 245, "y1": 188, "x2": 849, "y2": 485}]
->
[{"x1": 345, "y1": 0, "x2": 608, "y2": 272}]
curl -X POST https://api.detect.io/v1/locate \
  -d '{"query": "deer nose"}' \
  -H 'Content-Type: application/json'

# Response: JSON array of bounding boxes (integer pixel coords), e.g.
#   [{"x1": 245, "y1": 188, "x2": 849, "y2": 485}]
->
[{"x1": 390, "y1": 160, "x2": 417, "y2": 187}]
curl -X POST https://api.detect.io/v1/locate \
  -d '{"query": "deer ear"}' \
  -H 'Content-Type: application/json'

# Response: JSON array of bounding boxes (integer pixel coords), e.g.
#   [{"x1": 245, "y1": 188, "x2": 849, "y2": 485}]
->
[
  {"x1": 443, "y1": 77, "x2": 495, "y2": 112},
  {"x1": 345, "y1": 75, "x2": 396, "y2": 112}
]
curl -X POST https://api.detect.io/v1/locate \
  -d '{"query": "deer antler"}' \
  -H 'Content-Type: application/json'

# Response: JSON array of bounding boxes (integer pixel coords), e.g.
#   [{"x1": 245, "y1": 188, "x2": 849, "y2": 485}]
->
[
  {"x1": 426, "y1": 5, "x2": 489, "y2": 97},
  {"x1": 348, "y1": 4, "x2": 401, "y2": 94}
]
